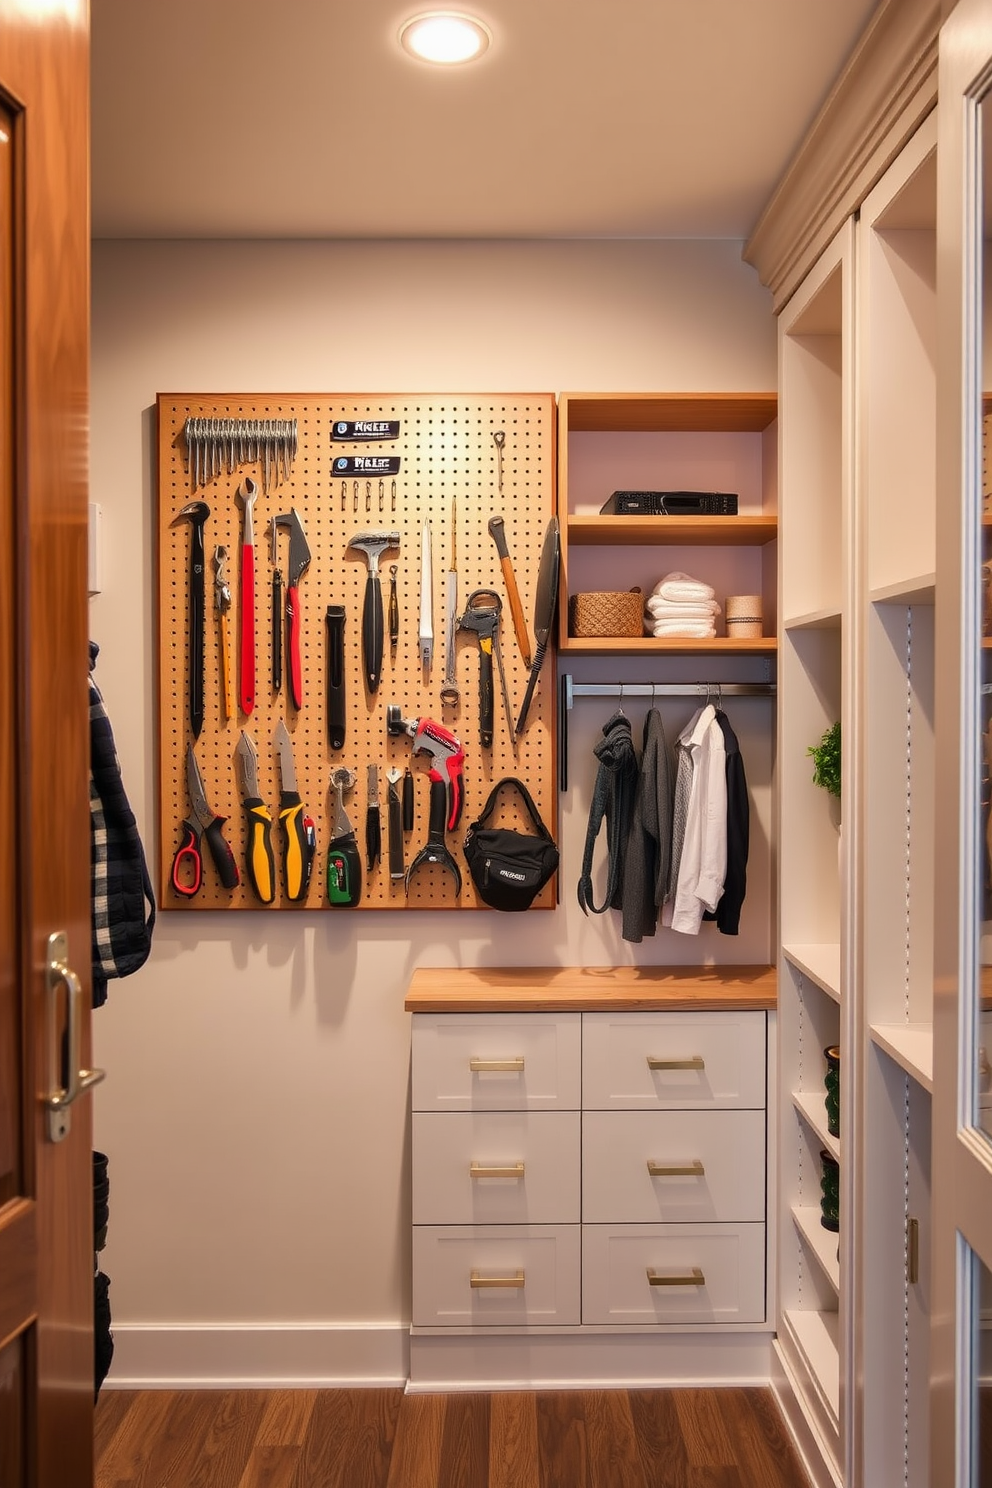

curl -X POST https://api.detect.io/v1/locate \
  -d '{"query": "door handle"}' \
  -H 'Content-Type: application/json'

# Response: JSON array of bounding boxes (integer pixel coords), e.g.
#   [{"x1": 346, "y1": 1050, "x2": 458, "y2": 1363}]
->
[
  {"x1": 647, "y1": 1159, "x2": 705, "y2": 1178},
  {"x1": 45, "y1": 931, "x2": 105, "y2": 1142}
]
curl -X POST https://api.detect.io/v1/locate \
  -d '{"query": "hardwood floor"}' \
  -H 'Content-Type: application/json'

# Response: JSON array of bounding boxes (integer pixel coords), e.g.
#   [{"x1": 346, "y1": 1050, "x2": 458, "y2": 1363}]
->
[{"x1": 95, "y1": 1386, "x2": 811, "y2": 1487}]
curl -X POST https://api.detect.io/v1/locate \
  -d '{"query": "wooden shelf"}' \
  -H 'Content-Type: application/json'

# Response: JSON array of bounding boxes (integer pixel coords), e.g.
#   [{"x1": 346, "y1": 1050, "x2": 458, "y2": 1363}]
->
[
  {"x1": 561, "y1": 392, "x2": 778, "y2": 434},
  {"x1": 566, "y1": 515, "x2": 777, "y2": 547},
  {"x1": 560, "y1": 635, "x2": 777, "y2": 657}
]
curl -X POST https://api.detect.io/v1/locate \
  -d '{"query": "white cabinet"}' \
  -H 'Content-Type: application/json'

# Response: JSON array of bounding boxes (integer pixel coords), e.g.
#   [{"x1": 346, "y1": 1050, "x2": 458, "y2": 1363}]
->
[
  {"x1": 775, "y1": 112, "x2": 937, "y2": 1488},
  {"x1": 408, "y1": 991, "x2": 769, "y2": 1383}
]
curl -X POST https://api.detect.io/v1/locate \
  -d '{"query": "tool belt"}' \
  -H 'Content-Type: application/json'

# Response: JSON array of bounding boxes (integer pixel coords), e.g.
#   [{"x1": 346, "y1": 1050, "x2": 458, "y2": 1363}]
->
[{"x1": 462, "y1": 777, "x2": 559, "y2": 912}]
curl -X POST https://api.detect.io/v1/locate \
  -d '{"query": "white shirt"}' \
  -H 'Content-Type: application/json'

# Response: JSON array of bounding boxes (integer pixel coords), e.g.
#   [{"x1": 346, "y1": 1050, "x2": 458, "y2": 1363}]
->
[{"x1": 663, "y1": 704, "x2": 727, "y2": 935}]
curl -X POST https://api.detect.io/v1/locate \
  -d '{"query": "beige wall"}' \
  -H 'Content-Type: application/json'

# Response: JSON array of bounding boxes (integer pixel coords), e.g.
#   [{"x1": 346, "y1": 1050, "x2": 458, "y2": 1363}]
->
[{"x1": 90, "y1": 237, "x2": 777, "y2": 1383}]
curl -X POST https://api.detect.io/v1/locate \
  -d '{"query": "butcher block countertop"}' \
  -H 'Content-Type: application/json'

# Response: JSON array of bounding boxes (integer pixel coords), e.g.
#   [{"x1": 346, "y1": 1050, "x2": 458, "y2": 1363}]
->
[{"x1": 404, "y1": 965, "x2": 777, "y2": 1013}]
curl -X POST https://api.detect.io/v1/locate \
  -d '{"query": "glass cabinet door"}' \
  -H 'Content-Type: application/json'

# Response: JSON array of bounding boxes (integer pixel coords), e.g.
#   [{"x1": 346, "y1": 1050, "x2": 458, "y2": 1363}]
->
[{"x1": 934, "y1": 2, "x2": 992, "y2": 1482}]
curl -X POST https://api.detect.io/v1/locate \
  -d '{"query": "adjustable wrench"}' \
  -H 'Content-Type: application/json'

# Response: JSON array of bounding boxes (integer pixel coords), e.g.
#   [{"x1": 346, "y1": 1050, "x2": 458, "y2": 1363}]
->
[
  {"x1": 273, "y1": 508, "x2": 312, "y2": 710},
  {"x1": 458, "y1": 589, "x2": 515, "y2": 747}
]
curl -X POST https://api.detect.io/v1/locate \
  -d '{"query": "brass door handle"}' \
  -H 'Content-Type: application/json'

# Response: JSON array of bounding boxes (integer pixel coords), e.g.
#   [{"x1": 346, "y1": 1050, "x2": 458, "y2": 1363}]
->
[
  {"x1": 45, "y1": 931, "x2": 106, "y2": 1143},
  {"x1": 647, "y1": 1055, "x2": 705, "y2": 1071},
  {"x1": 471, "y1": 1271, "x2": 525, "y2": 1288},
  {"x1": 470, "y1": 1162, "x2": 525, "y2": 1179},
  {"x1": 469, "y1": 1057, "x2": 525, "y2": 1072},
  {"x1": 646, "y1": 1267, "x2": 705, "y2": 1287},
  {"x1": 647, "y1": 1159, "x2": 705, "y2": 1178}
]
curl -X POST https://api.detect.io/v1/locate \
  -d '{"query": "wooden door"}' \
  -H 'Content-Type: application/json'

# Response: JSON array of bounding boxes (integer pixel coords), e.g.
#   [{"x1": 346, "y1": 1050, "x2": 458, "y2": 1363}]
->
[{"x1": 0, "y1": 4, "x2": 94, "y2": 1486}]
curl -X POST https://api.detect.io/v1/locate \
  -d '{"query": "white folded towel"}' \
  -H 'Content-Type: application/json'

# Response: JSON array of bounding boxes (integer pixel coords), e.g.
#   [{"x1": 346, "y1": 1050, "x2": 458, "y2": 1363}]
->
[
  {"x1": 645, "y1": 618, "x2": 717, "y2": 639},
  {"x1": 650, "y1": 571, "x2": 716, "y2": 604},
  {"x1": 645, "y1": 595, "x2": 721, "y2": 621}
]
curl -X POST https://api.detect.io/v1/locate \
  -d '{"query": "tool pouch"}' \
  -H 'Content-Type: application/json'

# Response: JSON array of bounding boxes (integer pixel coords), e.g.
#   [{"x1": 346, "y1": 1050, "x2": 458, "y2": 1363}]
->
[{"x1": 462, "y1": 777, "x2": 558, "y2": 912}]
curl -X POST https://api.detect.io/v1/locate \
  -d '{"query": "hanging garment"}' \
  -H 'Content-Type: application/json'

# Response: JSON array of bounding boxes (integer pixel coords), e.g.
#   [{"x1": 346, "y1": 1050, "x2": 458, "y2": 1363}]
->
[
  {"x1": 90, "y1": 642, "x2": 156, "y2": 1007},
  {"x1": 703, "y1": 709, "x2": 749, "y2": 936},
  {"x1": 665, "y1": 705, "x2": 704, "y2": 908},
  {"x1": 663, "y1": 704, "x2": 727, "y2": 935},
  {"x1": 577, "y1": 710, "x2": 638, "y2": 915},
  {"x1": 621, "y1": 708, "x2": 673, "y2": 943}
]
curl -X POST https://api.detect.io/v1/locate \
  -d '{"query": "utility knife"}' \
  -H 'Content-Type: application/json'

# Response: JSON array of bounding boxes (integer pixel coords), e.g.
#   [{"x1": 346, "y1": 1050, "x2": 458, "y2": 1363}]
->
[
  {"x1": 274, "y1": 718, "x2": 316, "y2": 901},
  {"x1": 234, "y1": 730, "x2": 275, "y2": 904}
]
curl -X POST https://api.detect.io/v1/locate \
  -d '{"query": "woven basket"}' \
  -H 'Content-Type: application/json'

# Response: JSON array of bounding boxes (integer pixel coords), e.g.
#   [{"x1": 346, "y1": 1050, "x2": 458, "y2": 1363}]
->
[{"x1": 569, "y1": 588, "x2": 643, "y2": 638}]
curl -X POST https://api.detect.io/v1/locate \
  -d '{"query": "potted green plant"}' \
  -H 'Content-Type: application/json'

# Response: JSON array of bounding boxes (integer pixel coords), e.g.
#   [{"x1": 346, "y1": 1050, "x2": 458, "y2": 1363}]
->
[{"x1": 807, "y1": 720, "x2": 841, "y2": 798}]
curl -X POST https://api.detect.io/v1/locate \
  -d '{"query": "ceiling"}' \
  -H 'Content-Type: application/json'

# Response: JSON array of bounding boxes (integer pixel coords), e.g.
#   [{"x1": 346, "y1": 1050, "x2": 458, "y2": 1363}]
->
[{"x1": 90, "y1": 0, "x2": 881, "y2": 242}]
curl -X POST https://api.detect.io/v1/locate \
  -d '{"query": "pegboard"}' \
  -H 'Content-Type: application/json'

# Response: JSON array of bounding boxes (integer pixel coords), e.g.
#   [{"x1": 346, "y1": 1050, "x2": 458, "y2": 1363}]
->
[{"x1": 156, "y1": 394, "x2": 558, "y2": 911}]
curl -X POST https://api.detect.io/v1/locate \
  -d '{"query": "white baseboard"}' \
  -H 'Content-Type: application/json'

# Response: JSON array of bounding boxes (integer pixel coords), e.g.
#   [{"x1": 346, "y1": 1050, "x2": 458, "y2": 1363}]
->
[
  {"x1": 770, "y1": 1340, "x2": 842, "y2": 1488},
  {"x1": 103, "y1": 1323, "x2": 410, "y2": 1389},
  {"x1": 408, "y1": 1331, "x2": 774, "y2": 1391}
]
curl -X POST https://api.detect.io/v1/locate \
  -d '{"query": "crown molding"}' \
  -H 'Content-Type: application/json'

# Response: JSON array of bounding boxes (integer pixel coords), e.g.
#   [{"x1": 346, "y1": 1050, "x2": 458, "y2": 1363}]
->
[{"x1": 744, "y1": 0, "x2": 941, "y2": 312}]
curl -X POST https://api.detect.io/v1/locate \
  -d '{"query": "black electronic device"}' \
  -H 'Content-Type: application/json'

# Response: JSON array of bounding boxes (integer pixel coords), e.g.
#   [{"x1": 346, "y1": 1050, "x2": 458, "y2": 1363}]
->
[{"x1": 600, "y1": 490, "x2": 739, "y2": 516}]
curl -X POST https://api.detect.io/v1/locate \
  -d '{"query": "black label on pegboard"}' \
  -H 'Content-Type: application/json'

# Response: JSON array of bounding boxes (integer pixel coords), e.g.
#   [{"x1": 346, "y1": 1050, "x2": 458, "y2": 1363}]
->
[
  {"x1": 332, "y1": 455, "x2": 402, "y2": 475},
  {"x1": 330, "y1": 421, "x2": 401, "y2": 443}
]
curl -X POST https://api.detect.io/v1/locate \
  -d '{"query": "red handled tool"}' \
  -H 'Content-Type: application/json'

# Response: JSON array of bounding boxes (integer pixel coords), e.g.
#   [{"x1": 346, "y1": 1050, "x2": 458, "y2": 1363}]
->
[
  {"x1": 173, "y1": 744, "x2": 240, "y2": 893},
  {"x1": 273, "y1": 508, "x2": 312, "y2": 710},
  {"x1": 386, "y1": 710, "x2": 464, "y2": 895},
  {"x1": 236, "y1": 479, "x2": 258, "y2": 716}
]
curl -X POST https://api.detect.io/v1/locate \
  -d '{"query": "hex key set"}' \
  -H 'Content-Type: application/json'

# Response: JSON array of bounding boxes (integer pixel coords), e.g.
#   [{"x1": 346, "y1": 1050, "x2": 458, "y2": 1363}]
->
[{"x1": 156, "y1": 393, "x2": 558, "y2": 911}]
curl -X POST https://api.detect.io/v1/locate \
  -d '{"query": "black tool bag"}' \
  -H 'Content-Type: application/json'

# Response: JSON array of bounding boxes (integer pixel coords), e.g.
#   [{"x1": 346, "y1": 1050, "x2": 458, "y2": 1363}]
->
[{"x1": 463, "y1": 777, "x2": 559, "y2": 911}]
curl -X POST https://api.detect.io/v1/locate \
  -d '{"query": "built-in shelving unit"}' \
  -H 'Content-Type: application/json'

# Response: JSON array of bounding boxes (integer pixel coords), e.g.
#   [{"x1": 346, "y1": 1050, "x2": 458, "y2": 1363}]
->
[
  {"x1": 776, "y1": 213, "x2": 853, "y2": 1484},
  {"x1": 857, "y1": 114, "x2": 936, "y2": 1488},
  {"x1": 775, "y1": 110, "x2": 937, "y2": 1488},
  {"x1": 557, "y1": 394, "x2": 778, "y2": 657}
]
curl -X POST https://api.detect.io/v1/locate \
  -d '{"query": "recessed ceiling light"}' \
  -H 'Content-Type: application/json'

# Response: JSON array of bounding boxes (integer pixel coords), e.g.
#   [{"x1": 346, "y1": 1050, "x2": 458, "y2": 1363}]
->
[{"x1": 399, "y1": 11, "x2": 492, "y2": 66}]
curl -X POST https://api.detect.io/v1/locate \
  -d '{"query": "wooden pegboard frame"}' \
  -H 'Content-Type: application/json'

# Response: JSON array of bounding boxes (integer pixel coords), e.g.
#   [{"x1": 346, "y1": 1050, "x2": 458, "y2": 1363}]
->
[{"x1": 156, "y1": 393, "x2": 558, "y2": 911}]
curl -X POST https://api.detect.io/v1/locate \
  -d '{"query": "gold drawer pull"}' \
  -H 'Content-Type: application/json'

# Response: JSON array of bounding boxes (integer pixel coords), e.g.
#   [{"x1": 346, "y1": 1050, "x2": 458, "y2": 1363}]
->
[
  {"x1": 647, "y1": 1055, "x2": 705, "y2": 1071},
  {"x1": 469, "y1": 1057, "x2": 525, "y2": 1072},
  {"x1": 471, "y1": 1271, "x2": 525, "y2": 1289},
  {"x1": 647, "y1": 1267, "x2": 705, "y2": 1287},
  {"x1": 647, "y1": 1159, "x2": 705, "y2": 1178},
  {"x1": 470, "y1": 1162, "x2": 526, "y2": 1179}
]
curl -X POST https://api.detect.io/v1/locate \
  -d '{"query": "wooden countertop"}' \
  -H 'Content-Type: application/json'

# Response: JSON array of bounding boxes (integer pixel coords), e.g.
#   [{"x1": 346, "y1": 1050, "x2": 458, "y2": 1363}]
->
[{"x1": 404, "y1": 965, "x2": 776, "y2": 1013}]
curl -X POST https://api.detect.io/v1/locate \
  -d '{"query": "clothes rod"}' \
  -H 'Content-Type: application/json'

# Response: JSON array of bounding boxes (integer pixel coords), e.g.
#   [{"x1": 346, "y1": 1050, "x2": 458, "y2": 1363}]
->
[
  {"x1": 558, "y1": 673, "x2": 776, "y2": 790},
  {"x1": 561, "y1": 675, "x2": 777, "y2": 710}
]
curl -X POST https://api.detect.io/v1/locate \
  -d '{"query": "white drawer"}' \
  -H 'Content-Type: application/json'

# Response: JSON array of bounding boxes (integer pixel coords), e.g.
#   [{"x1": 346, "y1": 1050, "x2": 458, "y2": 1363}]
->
[
  {"x1": 582, "y1": 1109, "x2": 765, "y2": 1223},
  {"x1": 582, "y1": 1223, "x2": 766, "y2": 1325},
  {"x1": 582, "y1": 1011, "x2": 766, "y2": 1110},
  {"x1": 412, "y1": 1225, "x2": 581, "y2": 1327},
  {"x1": 413, "y1": 1111, "x2": 580, "y2": 1225},
  {"x1": 411, "y1": 1013, "x2": 581, "y2": 1111}
]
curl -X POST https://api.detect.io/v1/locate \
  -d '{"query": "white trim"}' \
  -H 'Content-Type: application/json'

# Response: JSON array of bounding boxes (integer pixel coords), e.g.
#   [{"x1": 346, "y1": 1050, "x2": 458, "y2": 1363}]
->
[
  {"x1": 770, "y1": 1340, "x2": 843, "y2": 1488},
  {"x1": 744, "y1": 0, "x2": 939, "y2": 311},
  {"x1": 102, "y1": 1322, "x2": 409, "y2": 1389},
  {"x1": 407, "y1": 1331, "x2": 773, "y2": 1391}
]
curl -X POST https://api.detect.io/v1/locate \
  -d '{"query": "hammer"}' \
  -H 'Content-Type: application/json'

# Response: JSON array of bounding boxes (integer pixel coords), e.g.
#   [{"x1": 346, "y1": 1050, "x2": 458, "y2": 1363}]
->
[
  {"x1": 347, "y1": 530, "x2": 400, "y2": 694},
  {"x1": 173, "y1": 500, "x2": 210, "y2": 739}
]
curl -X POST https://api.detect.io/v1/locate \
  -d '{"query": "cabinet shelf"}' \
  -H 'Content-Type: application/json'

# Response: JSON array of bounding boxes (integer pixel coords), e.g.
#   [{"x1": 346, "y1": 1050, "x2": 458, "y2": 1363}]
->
[
  {"x1": 560, "y1": 635, "x2": 777, "y2": 657},
  {"x1": 559, "y1": 392, "x2": 778, "y2": 656},
  {"x1": 783, "y1": 944, "x2": 841, "y2": 1003},
  {"x1": 782, "y1": 1307, "x2": 840, "y2": 1431},
  {"x1": 792, "y1": 1206, "x2": 840, "y2": 1294},
  {"x1": 792, "y1": 1089, "x2": 839, "y2": 1160},
  {"x1": 869, "y1": 1022, "x2": 933, "y2": 1093},
  {"x1": 566, "y1": 515, "x2": 777, "y2": 547}
]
